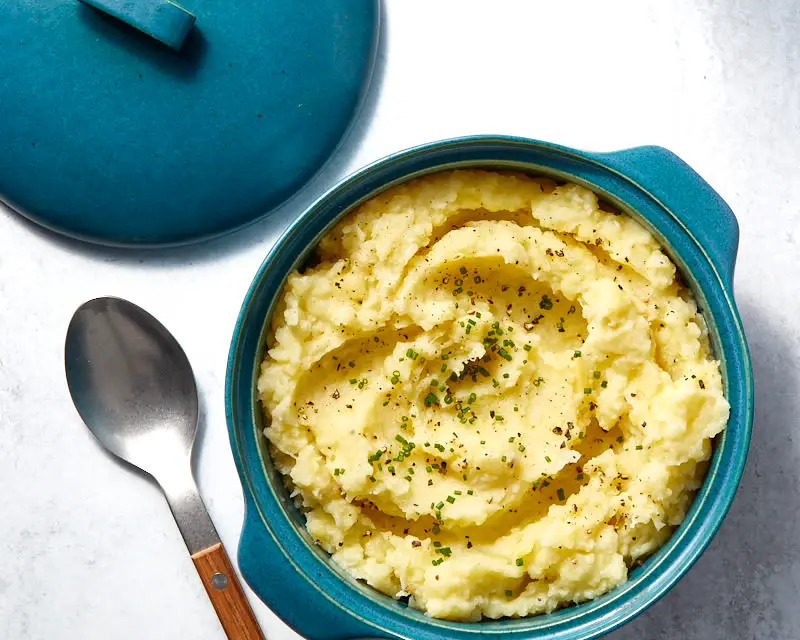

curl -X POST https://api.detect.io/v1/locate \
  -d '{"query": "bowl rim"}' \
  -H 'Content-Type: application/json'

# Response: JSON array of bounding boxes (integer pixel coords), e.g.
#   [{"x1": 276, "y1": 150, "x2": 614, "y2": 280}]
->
[{"x1": 226, "y1": 134, "x2": 753, "y2": 640}]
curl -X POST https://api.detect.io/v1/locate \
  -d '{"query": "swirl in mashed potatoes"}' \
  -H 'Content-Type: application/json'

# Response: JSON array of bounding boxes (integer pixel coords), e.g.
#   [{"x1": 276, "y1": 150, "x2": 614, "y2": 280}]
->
[{"x1": 258, "y1": 170, "x2": 729, "y2": 621}]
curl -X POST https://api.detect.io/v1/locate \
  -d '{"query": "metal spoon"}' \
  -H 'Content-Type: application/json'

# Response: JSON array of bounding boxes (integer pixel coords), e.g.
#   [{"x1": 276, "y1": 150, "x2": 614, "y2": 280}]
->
[{"x1": 65, "y1": 296, "x2": 265, "y2": 640}]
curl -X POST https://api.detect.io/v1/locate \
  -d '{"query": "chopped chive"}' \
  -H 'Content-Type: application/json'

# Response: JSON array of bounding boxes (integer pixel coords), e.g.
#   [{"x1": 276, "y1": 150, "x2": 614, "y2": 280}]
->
[
  {"x1": 454, "y1": 490, "x2": 462, "y2": 495},
  {"x1": 636, "y1": 445, "x2": 643, "y2": 450},
  {"x1": 505, "y1": 589, "x2": 513, "y2": 597},
  {"x1": 573, "y1": 350, "x2": 581, "y2": 358},
  {"x1": 539, "y1": 295, "x2": 553, "y2": 310},
  {"x1": 433, "y1": 540, "x2": 442, "y2": 547},
  {"x1": 446, "y1": 495, "x2": 455, "y2": 504},
  {"x1": 467, "y1": 489, "x2": 474, "y2": 495},
  {"x1": 515, "y1": 557, "x2": 524, "y2": 567},
  {"x1": 601, "y1": 380, "x2": 608, "y2": 388},
  {"x1": 557, "y1": 488, "x2": 565, "y2": 501},
  {"x1": 425, "y1": 393, "x2": 439, "y2": 407},
  {"x1": 524, "y1": 344, "x2": 532, "y2": 351},
  {"x1": 432, "y1": 524, "x2": 440, "y2": 534},
  {"x1": 584, "y1": 388, "x2": 592, "y2": 394},
  {"x1": 593, "y1": 371, "x2": 601, "y2": 379},
  {"x1": 545, "y1": 456, "x2": 551, "y2": 463}
]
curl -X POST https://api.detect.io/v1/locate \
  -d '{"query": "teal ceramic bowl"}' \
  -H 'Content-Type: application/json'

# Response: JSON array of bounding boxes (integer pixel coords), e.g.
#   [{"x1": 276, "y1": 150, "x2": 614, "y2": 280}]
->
[{"x1": 226, "y1": 135, "x2": 753, "y2": 640}]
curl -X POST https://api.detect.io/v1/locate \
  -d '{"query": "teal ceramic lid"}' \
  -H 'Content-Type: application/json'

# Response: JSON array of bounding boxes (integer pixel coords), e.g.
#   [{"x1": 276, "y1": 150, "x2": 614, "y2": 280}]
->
[{"x1": 0, "y1": 0, "x2": 378, "y2": 246}]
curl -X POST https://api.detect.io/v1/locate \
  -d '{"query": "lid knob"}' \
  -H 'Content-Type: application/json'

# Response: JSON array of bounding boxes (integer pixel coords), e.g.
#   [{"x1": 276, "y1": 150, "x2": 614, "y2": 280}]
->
[{"x1": 76, "y1": 0, "x2": 196, "y2": 50}]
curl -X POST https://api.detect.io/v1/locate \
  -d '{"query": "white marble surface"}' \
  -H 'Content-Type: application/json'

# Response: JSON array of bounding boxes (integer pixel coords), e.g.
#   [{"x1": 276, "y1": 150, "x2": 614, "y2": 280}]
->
[{"x1": 2, "y1": 1, "x2": 798, "y2": 638}]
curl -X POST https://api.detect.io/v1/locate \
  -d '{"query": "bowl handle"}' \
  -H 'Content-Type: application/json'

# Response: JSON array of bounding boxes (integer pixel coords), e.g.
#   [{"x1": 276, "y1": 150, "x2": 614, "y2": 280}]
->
[
  {"x1": 237, "y1": 495, "x2": 386, "y2": 640},
  {"x1": 589, "y1": 146, "x2": 739, "y2": 288}
]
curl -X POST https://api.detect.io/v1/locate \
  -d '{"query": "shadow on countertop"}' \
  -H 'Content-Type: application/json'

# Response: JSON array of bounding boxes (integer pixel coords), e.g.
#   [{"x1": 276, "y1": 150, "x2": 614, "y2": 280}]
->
[{"x1": 608, "y1": 297, "x2": 799, "y2": 639}]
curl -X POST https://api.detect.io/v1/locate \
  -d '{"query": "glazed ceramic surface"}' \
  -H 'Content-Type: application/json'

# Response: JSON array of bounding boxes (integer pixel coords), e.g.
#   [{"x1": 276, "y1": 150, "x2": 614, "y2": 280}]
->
[
  {"x1": 0, "y1": 0, "x2": 378, "y2": 246},
  {"x1": 226, "y1": 136, "x2": 753, "y2": 640}
]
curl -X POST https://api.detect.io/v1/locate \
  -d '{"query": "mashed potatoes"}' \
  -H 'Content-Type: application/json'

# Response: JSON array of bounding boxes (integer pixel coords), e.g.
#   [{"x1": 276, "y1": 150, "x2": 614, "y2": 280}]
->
[{"x1": 258, "y1": 170, "x2": 729, "y2": 621}]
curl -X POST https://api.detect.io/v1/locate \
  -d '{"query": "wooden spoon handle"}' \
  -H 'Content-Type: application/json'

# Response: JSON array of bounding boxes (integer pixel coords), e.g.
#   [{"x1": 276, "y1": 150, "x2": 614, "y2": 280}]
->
[{"x1": 192, "y1": 542, "x2": 266, "y2": 640}]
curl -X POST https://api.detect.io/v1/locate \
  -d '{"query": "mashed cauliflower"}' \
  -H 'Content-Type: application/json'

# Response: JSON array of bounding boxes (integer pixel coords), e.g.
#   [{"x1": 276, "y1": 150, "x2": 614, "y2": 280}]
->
[{"x1": 258, "y1": 170, "x2": 729, "y2": 621}]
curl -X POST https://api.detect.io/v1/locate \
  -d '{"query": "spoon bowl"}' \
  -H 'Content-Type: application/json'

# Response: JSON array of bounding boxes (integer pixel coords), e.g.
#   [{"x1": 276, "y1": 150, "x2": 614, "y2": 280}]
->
[{"x1": 65, "y1": 297, "x2": 198, "y2": 481}]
